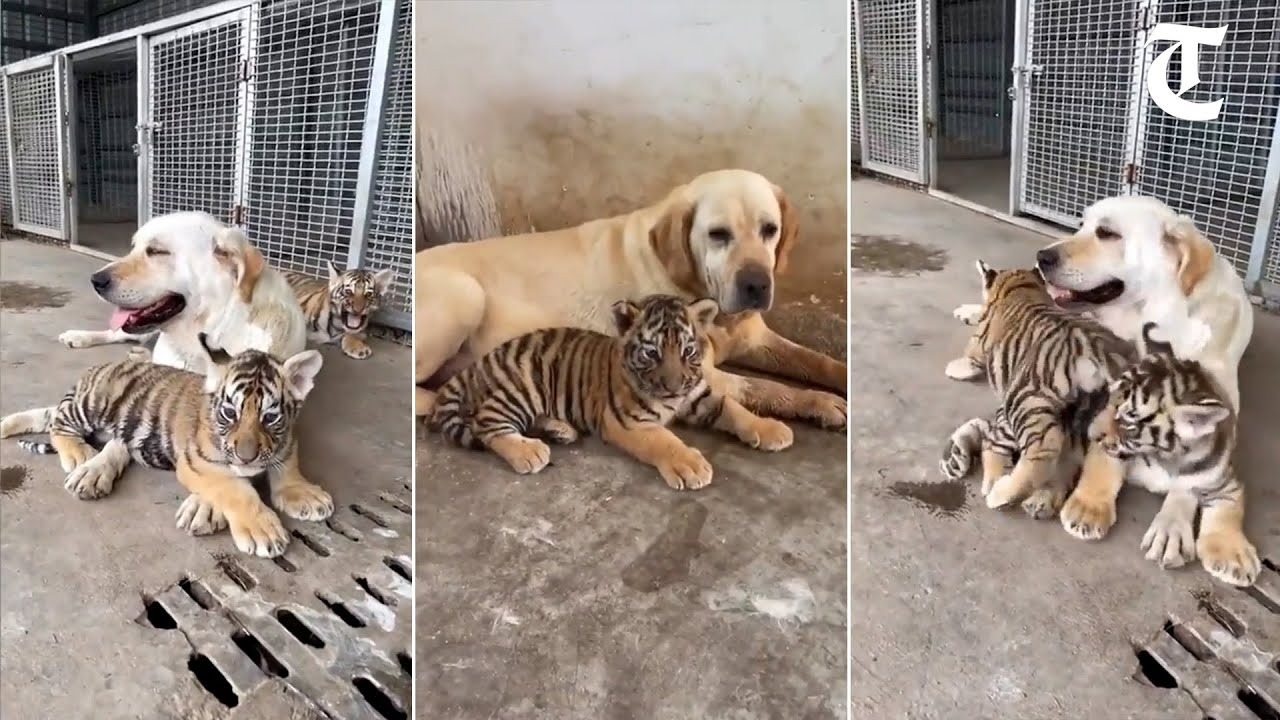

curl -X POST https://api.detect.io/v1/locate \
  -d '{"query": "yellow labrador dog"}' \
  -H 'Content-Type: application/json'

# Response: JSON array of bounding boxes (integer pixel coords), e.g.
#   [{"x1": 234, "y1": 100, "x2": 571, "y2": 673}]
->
[{"x1": 415, "y1": 169, "x2": 848, "y2": 434}]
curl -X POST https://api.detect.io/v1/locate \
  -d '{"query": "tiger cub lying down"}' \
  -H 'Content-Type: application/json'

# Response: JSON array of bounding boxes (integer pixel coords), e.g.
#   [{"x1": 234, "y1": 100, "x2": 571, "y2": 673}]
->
[
  {"x1": 0, "y1": 335, "x2": 331, "y2": 558},
  {"x1": 1061, "y1": 323, "x2": 1259, "y2": 586},
  {"x1": 941, "y1": 261, "x2": 1135, "y2": 516},
  {"x1": 429, "y1": 294, "x2": 794, "y2": 490},
  {"x1": 284, "y1": 261, "x2": 394, "y2": 360}
]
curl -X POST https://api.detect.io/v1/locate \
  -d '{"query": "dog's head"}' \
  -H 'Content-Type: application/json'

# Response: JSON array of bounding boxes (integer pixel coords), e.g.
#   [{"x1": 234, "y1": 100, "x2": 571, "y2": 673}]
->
[
  {"x1": 90, "y1": 212, "x2": 266, "y2": 334},
  {"x1": 1034, "y1": 196, "x2": 1214, "y2": 309},
  {"x1": 647, "y1": 169, "x2": 798, "y2": 315}
]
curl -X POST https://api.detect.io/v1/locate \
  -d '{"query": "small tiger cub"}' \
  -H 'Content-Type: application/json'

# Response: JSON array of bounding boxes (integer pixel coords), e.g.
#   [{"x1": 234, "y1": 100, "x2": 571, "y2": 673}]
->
[
  {"x1": 429, "y1": 294, "x2": 794, "y2": 490},
  {"x1": 1064, "y1": 323, "x2": 1258, "y2": 586},
  {"x1": 944, "y1": 261, "x2": 1134, "y2": 516},
  {"x1": 0, "y1": 335, "x2": 331, "y2": 559},
  {"x1": 285, "y1": 261, "x2": 394, "y2": 359}
]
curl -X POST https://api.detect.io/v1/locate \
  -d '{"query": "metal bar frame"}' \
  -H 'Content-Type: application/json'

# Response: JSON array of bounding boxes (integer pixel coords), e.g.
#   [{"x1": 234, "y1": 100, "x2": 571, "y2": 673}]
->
[
  {"x1": 135, "y1": 34, "x2": 149, "y2": 223},
  {"x1": 925, "y1": 0, "x2": 939, "y2": 189},
  {"x1": 346, "y1": 0, "x2": 400, "y2": 271},
  {"x1": 1007, "y1": 0, "x2": 1031, "y2": 215},
  {"x1": 2, "y1": 73, "x2": 14, "y2": 228},
  {"x1": 854, "y1": 0, "x2": 869, "y2": 166},
  {"x1": 859, "y1": 0, "x2": 930, "y2": 184},
  {"x1": 231, "y1": 2, "x2": 256, "y2": 223},
  {"x1": 1122, "y1": 0, "x2": 1155, "y2": 197},
  {"x1": 62, "y1": 53, "x2": 80, "y2": 248},
  {"x1": 7, "y1": 57, "x2": 66, "y2": 238},
  {"x1": 1245, "y1": 100, "x2": 1280, "y2": 289}
]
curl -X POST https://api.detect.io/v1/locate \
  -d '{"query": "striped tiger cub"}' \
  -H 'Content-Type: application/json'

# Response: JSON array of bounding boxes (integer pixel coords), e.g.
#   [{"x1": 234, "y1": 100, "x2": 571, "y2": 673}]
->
[
  {"x1": 0, "y1": 335, "x2": 331, "y2": 558},
  {"x1": 943, "y1": 261, "x2": 1135, "y2": 516},
  {"x1": 429, "y1": 294, "x2": 794, "y2": 490},
  {"x1": 284, "y1": 261, "x2": 394, "y2": 359},
  {"x1": 1064, "y1": 322, "x2": 1257, "y2": 586}
]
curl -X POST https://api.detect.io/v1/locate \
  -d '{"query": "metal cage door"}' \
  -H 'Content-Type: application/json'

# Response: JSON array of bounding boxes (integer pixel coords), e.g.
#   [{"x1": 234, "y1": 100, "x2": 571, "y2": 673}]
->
[
  {"x1": 856, "y1": 0, "x2": 929, "y2": 183},
  {"x1": 5, "y1": 58, "x2": 70, "y2": 238},
  {"x1": 144, "y1": 9, "x2": 250, "y2": 223},
  {"x1": 1011, "y1": 0, "x2": 1142, "y2": 225}
]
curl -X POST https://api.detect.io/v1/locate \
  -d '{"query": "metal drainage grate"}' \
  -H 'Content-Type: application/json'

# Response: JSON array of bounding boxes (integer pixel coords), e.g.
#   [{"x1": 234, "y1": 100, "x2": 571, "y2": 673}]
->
[
  {"x1": 1133, "y1": 559, "x2": 1280, "y2": 720},
  {"x1": 136, "y1": 483, "x2": 413, "y2": 719}
]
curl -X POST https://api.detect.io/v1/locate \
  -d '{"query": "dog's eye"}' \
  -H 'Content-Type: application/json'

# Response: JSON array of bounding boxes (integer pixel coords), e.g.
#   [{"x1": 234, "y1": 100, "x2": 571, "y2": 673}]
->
[
  {"x1": 145, "y1": 247, "x2": 169, "y2": 257},
  {"x1": 708, "y1": 227, "x2": 733, "y2": 244},
  {"x1": 1096, "y1": 227, "x2": 1119, "y2": 240},
  {"x1": 760, "y1": 222, "x2": 778, "y2": 239}
]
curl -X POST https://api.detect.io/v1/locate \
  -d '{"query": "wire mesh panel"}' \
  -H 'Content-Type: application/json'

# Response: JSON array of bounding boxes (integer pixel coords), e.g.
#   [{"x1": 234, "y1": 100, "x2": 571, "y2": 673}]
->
[
  {"x1": 857, "y1": 0, "x2": 926, "y2": 181},
  {"x1": 244, "y1": 0, "x2": 382, "y2": 282},
  {"x1": 7, "y1": 64, "x2": 66, "y2": 237},
  {"x1": 1266, "y1": 202, "x2": 1280, "y2": 284},
  {"x1": 1, "y1": 79, "x2": 10, "y2": 227},
  {"x1": 1015, "y1": 0, "x2": 1139, "y2": 226},
  {"x1": 98, "y1": 0, "x2": 228, "y2": 34},
  {"x1": 147, "y1": 11, "x2": 249, "y2": 221},
  {"x1": 1132, "y1": 0, "x2": 1280, "y2": 277},
  {"x1": 77, "y1": 63, "x2": 138, "y2": 222},
  {"x1": 361, "y1": 0, "x2": 413, "y2": 316}
]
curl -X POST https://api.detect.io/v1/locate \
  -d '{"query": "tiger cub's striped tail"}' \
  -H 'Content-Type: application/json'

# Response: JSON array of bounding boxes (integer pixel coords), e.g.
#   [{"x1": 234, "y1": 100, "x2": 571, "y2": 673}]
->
[
  {"x1": 429, "y1": 380, "x2": 482, "y2": 449},
  {"x1": 0, "y1": 406, "x2": 57, "y2": 455}
]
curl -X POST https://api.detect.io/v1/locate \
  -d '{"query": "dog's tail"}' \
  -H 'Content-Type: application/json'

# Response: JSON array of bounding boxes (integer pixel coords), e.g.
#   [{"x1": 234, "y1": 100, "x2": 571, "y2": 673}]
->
[
  {"x1": 1, "y1": 407, "x2": 58, "y2": 455},
  {"x1": 428, "y1": 377, "x2": 483, "y2": 450}
]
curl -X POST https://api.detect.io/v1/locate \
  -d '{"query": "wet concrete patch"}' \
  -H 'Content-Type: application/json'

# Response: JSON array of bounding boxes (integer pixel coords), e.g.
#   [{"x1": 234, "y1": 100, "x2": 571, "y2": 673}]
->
[
  {"x1": 0, "y1": 281, "x2": 71, "y2": 312},
  {"x1": 851, "y1": 235, "x2": 947, "y2": 276},
  {"x1": 884, "y1": 478, "x2": 968, "y2": 518},
  {"x1": 1, "y1": 465, "x2": 29, "y2": 495},
  {"x1": 621, "y1": 500, "x2": 709, "y2": 592}
]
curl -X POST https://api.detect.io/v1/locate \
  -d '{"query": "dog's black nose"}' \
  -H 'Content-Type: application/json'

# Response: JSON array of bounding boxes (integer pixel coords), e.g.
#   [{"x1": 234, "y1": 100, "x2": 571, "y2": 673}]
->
[
  {"x1": 90, "y1": 271, "x2": 112, "y2": 292},
  {"x1": 734, "y1": 265, "x2": 773, "y2": 310},
  {"x1": 1036, "y1": 249, "x2": 1060, "y2": 271}
]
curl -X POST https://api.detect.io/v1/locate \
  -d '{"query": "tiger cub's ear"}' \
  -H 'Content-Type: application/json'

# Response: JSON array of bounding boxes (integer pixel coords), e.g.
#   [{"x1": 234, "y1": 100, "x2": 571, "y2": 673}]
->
[
  {"x1": 1170, "y1": 399, "x2": 1230, "y2": 440},
  {"x1": 688, "y1": 298, "x2": 720, "y2": 329},
  {"x1": 282, "y1": 349, "x2": 325, "y2": 401},
  {"x1": 198, "y1": 333, "x2": 232, "y2": 393},
  {"x1": 327, "y1": 260, "x2": 342, "y2": 286},
  {"x1": 975, "y1": 259, "x2": 997, "y2": 288},
  {"x1": 372, "y1": 268, "x2": 395, "y2": 297},
  {"x1": 611, "y1": 300, "x2": 642, "y2": 334}
]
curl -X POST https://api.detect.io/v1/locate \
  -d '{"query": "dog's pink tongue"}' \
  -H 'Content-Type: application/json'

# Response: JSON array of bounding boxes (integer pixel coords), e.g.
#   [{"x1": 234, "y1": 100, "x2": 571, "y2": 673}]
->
[{"x1": 109, "y1": 308, "x2": 134, "y2": 330}]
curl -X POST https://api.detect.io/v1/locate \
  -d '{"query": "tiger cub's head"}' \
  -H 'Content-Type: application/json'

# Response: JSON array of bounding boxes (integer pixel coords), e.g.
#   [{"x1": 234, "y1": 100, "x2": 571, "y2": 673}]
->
[
  {"x1": 1099, "y1": 323, "x2": 1233, "y2": 462},
  {"x1": 611, "y1": 295, "x2": 719, "y2": 399},
  {"x1": 198, "y1": 335, "x2": 325, "y2": 471},
  {"x1": 327, "y1": 261, "x2": 395, "y2": 333},
  {"x1": 975, "y1": 260, "x2": 1051, "y2": 310}
]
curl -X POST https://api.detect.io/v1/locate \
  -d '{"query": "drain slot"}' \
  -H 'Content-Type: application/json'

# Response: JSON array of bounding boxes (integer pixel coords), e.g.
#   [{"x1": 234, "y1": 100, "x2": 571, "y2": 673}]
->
[
  {"x1": 188, "y1": 653, "x2": 239, "y2": 707},
  {"x1": 326, "y1": 518, "x2": 362, "y2": 542},
  {"x1": 1164, "y1": 620, "x2": 1211, "y2": 661},
  {"x1": 1197, "y1": 596, "x2": 1245, "y2": 638},
  {"x1": 383, "y1": 556, "x2": 411, "y2": 582},
  {"x1": 274, "y1": 608, "x2": 325, "y2": 649},
  {"x1": 216, "y1": 557, "x2": 256, "y2": 591},
  {"x1": 378, "y1": 493, "x2": 410, "y2": 515},
  {"x1": 1242, "y1": 586, "x2": 1279, "y2": 614},
  {"x1": 291, "y1": 529, "x2": 331, "y2": 557},
  {"x1": 316, "y1": 591, "x2": 366, "y2": 628},
  {"x1": 353, "y1": 676, "x2": 406, "y2": 720},
  {"x1": 231, "y1": 629, "x2": 290, "y2": 679},
  {"x1": 138, "y1": 598, "x2": 177, "y2": 630},
  {"x1": 351, "y1": 503, "x2": 390, "y2": 528},
  {"x1": 355, "y1": 576, "x2": 396, "y2": 607},
  {"x1": 180, "y1": 577, "x2": 216, "y2": 610},
  {"x1": 272, "y1": 556, "x2": 297, "y2": 573},
  {"x1": 1239, "y1": 687, "x2": 1279, "y2": 720},
  {"x1": 1134, "y1": 647, "x2": 1178, "y2": 689},
  {"x1": 396, "y1": 651, "x2": 411, "y2": 677}
]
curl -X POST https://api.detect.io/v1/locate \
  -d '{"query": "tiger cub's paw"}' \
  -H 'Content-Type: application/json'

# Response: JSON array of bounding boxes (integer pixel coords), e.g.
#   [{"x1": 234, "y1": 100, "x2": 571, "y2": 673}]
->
[
  {"x1": 1021, "y1": 486, "x2": 1066, "y2": 520},
  {"x1": 799, "y1": 391, "x2": 847, "y2": 431},
  {"x1": 531, "y1": 417, "x2": 579, "y2": 445},
  {"x1": 228, "y1": 504, "x2": 289, "y2": 558},
  {"x1": 985, "y1": 473, "x2": 1027, "y2": 509},
  {"x1": 491, "y1": 435, "x2": 551, "y2": 474},
  {"x1": 953, "y1": 304, "x2": 983, "y2": 325},
  {"x1": 1059, "y1": 493, "x2": 1117, "y2": 541},
  {"x1": 341, "y1": 334, "x2": 373, "y2": 359},
  {"x1": 63, "y1": 457, "x2": 118, "y2": 500},
  {"x1": 274, "y1": 482, "x2": 335, "y2": 522},
  {"x1": 739, "y1": 417, "x2": 794, "y2": 452},
  {"x1": 1141, "y1": 511, "x2": 1196, "y2": 568},
  {"x1": 657, "y1": 447, "x2": 713, "y2": 491},
  {"x1": 1197, "y1": 531, "x2": 1261, "y2": 587},
  {"x1": 175, "y1": 494, "x2": 229, "y2": 536},
  {"x1": 944, "y1": 357, "x2": 983, "y2": 381}
]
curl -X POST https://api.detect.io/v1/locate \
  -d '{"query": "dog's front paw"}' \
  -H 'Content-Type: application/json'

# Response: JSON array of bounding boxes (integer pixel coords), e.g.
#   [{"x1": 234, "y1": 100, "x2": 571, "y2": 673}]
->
[
  {"x1": 985, "y1": 473, "x2": 1027, "y2": 509},
  {"x1": 64, "y1": 460, "x2": 117, "y2": 500},
  {"x1": 175, "y1": 494, "x2": 228, "y2": 535},
  {"x1": 1177, "y1": 319, "x2": 1212, "y2": 357},
  {"x1": 800, "y1": 391, "x2": 847, "y2": 431},
  {"x1": 657, "y1": 447, "x2": 713, "y2": 490},
  {"x1": 944, "y1": 358, "x2": 983, "y2": 381},
  {"x1": 273, "y1": 483, "x2": 334, "y2": 522},
  {"x1": 953, "y1": 303, "x2": 983, "y2": 325},
  {"x1": 1060, "y1": 493, "x2": 1117, "y2": 540},
  {"x1": 1197, "y1": 530, "x2": 1260, "y2": 587},
  {"x1": 57, "y1": 330, "x2": 95, "y2": 349},
  {"x1": 228, "y1": 505, "x2": 289, "y2": 558},
  {"x1": 1141, "y1": 511, "x2": 1196, "y2": 568},
  {"x1": 740, "y1": 418, "x2": 794, "y2": 452}
]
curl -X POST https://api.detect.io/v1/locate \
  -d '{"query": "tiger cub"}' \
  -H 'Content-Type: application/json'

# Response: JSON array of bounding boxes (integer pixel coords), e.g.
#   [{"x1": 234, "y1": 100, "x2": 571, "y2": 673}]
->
[
  {"x1": 943, "y1": 261, "x2": 1134, "y2": 515},
  {"x1": 1063, "y1": 323, "x2": 1258, "y2": 586},
  {"x1": 284, "y1": 261, "x2": 394, "y2": 359},
  {"x1": 0, "y1": 335, "x2": 331, "y2": 558},
  {"x1": 429, "y1": 294, "x2": 794, "y2": 490}
]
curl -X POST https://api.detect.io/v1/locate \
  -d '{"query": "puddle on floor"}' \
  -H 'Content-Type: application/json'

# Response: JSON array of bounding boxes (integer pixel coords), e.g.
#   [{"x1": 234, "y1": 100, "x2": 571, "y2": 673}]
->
[
  {"x1": 1, "y1": 465, "x2": 29, "y2": 495},
  {"x1": 851, "y1": 235, "x2": 947, "y2": 276},
  {"x1": 621, "y1": 499, "x2": 709, "y2": 592},
  {"x1": 0, "y1": 281, "x2": 71, "y2": 312},
  {"x1": 884, "y1": 478, "x2": 968, "y2": 518}
]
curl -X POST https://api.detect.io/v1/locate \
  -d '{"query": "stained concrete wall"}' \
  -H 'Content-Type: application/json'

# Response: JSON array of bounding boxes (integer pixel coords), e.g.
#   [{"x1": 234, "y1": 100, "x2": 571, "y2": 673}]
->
[{"x1": 416, "y1": 0, "x2": 847, "y2": 250}]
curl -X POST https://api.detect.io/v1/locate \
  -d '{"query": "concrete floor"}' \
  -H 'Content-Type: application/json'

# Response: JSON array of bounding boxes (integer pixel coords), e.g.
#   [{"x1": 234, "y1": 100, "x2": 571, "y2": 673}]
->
[
  {"x1": 78, "y1": 220, "x2": 137, "y2": 257},
  {"x1": 851, "y1": 179, "x2": 1279, "y2": 719},
  {"x1": 415, "y1": 229, "x2": 849, "y2": 718},
  {"x1": 0, "y1": 239, "x2": 413, "y2": 720},
  {"x1": 935, "y1": 157, "x2": 1012, "y2": 213}
]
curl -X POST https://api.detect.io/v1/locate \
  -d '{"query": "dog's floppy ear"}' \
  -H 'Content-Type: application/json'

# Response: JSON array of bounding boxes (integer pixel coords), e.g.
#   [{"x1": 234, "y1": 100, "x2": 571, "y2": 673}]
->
[
  {"x1": 215, "y1": 227, "x2": 265, "y2": 303},
  {"x1": 1164, "y1": 214, "x2": 1213, "y2": 296},
  {"x1": 649, "y1": 198, "x2": 700, "y2": 294},
  {"x1": 772, "y1": 184, "x2": 800, "y2": 275}
]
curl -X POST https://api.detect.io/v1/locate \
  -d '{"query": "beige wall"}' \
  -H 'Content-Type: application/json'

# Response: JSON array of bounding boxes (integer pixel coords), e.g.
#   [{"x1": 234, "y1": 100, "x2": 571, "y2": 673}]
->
[{"x1": 417, "y1": 0, "x2": 848, "y2": 254}]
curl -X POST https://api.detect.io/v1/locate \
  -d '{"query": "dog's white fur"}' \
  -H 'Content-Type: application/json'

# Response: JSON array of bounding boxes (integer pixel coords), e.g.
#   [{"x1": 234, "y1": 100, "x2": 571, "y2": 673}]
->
[
  {"x1": 955, "y1": 196, "x2": 1253, "y2": 410},
  {"x1": 59, "y1": 212, "x2": 306, "y2": 371}
]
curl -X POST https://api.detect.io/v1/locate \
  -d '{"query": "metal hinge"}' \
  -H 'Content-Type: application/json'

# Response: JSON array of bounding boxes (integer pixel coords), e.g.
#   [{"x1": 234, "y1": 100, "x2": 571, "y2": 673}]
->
[
  {"x1": 1137, "y1": 4, "x2": 1155, "y2": 30},
  {"x1": 925, "y1": 118, "x2": 936, "y2": 137},
  {"x1": 230, "y1": 205, "x2": 246, "y2": 225},
  {"x1": 1124, "y1": 162, "x2": 1140, "y2": 185},
  {"x1": 64, "y1": 179, "x2": 74, "y2": 195},
  {"x1": 238, "y1": 59, "x2": 252, "y2": 82}
]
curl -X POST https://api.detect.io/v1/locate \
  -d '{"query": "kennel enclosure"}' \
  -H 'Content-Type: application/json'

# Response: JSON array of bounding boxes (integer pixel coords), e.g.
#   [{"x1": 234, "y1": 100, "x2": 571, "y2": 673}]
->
[
  {"x1": 852, "y1": 0, "x2": 1280, "y2": 302},
  {"x1": 0, "y1": 0, "x2": 414, "y2": 330}
]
